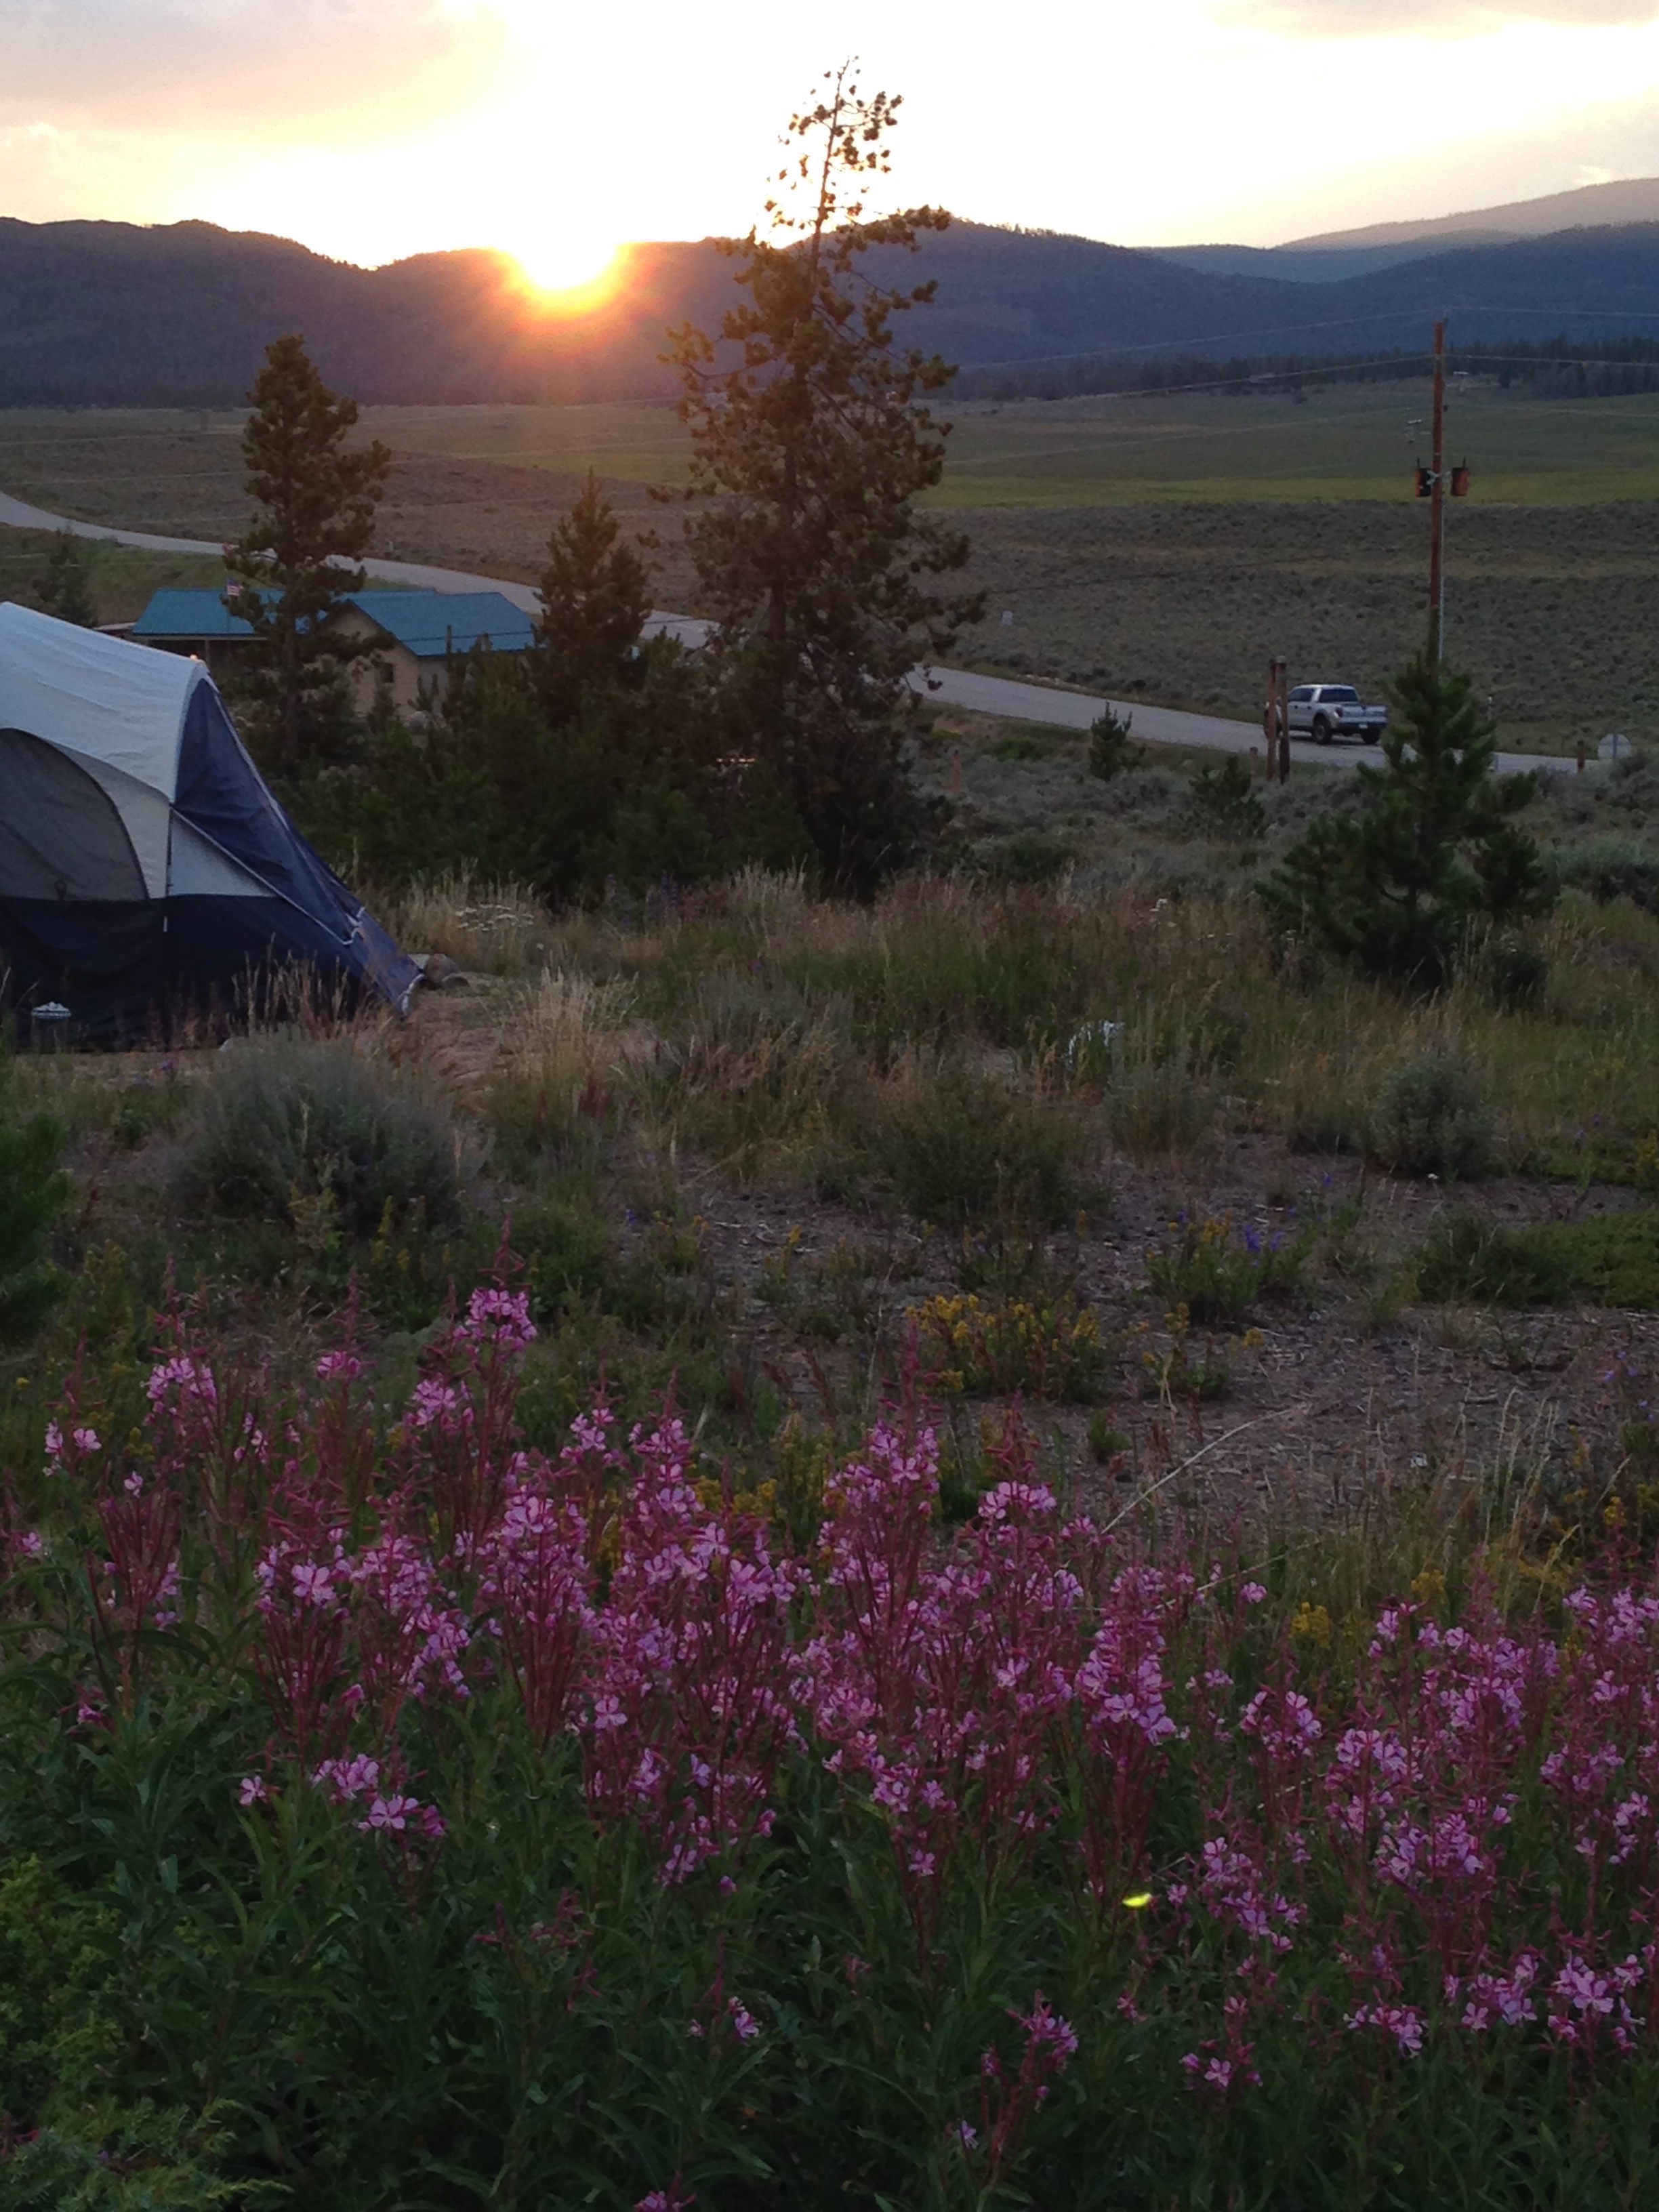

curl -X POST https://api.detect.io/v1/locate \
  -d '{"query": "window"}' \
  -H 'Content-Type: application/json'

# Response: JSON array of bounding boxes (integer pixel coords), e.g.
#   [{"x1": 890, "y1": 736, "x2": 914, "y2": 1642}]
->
[
  {"x1": 1289, "y1": 687, "x2": 1314, "y2": 704},
  {"x1": 1321, "y1": 687, "x2": 1359, "y2": 703}
]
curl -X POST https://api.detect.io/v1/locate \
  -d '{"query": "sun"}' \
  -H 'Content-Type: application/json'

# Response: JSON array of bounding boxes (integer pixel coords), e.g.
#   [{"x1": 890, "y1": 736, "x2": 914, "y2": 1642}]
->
[{"x1": 510, "y1": 233, "x2": 624, "y2": 308}]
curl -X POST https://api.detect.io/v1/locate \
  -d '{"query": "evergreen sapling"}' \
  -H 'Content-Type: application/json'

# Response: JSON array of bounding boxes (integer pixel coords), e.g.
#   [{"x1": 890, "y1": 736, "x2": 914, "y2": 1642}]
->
[{"x1": 1258, "y1": 651, "x2": 1553, "y2": 989}]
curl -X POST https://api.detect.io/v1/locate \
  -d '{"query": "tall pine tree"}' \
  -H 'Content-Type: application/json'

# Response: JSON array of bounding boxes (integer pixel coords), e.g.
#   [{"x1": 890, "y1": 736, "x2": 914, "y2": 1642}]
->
[
  {"x1": 533, "y1": 470, "x2": 655, "y2": 724},
  {"x1": 227, "y1": 335, "x2": 390, "y2": 775},
  {"x1": 663, "y1": 68, "x2": 981, "y2": 893}
]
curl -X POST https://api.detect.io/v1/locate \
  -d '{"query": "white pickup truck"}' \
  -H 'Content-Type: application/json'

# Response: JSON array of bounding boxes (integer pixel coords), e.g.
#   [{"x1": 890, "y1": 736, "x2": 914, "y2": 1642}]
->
[{"x1": 1286, "y1": 684, "x2": 1388, "y2": 745}]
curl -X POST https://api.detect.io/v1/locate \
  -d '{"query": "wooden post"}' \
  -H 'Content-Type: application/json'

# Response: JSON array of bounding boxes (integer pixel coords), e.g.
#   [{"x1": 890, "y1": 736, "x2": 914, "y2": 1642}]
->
[
  {"x1": 1429, "y1": 316, "x2": 1446, "y2": 661},
  {"x1": 1276, "y1": 659, "x2": 1291, "y2": 783}
]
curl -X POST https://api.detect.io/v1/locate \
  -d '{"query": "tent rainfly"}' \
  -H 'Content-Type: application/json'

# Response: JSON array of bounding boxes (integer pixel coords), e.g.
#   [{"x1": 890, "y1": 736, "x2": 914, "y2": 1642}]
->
[{"x1": 0, "y1": 602, "x2": 421, "y2": 1042}]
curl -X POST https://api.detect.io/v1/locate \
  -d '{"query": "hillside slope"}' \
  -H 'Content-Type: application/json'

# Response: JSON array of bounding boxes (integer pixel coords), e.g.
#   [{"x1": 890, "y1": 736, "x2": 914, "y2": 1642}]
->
[{"x1": 5, "y1": 213, "x2": 1659, "y2": 407}]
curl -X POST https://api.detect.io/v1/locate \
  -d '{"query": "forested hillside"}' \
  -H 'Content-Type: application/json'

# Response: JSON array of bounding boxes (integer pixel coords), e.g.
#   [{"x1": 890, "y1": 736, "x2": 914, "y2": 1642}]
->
[{"x1": 5, "y1": 212, "x2": 1659, "y2": 406}]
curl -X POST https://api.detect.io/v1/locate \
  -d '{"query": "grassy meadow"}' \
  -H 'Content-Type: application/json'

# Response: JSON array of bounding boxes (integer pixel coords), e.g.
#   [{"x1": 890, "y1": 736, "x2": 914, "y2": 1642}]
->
[
  {"x1": 333, "y1": 382, "x2": 1659, "y2": 509},
  {"x1": 6, "y1": 383, "x2": 1659, "y2": 750}
]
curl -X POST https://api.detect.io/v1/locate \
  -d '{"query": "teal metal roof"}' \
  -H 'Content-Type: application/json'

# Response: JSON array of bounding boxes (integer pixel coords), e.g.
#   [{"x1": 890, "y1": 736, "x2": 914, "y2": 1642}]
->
[
  {"x1": 131, "y1": 586, "x2": 536, "y2": 659},
  {"x1": 130, "y1": 586, "x2": 268, "y2": 640},
  {"x1": 346, "y1": 591, "x2": 535, "y2": 658}
]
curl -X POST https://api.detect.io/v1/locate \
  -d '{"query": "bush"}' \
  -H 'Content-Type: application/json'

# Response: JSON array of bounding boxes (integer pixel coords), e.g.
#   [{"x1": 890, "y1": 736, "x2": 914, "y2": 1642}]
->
[
  {"x1": 0, "y1": 1046, "x2": 70, "y2": 1345},
  {"x1": 1143, "y1": 1210, "x2": 1309, "y2": 1324},
  {"x1": 1479, "y1": 934, "x2": 1550, "y2": 1012},
  {"x1": 908, "y1": 1288, "x2": 1108, "y2": 1399},
  {"x1": 988, "y1": 832, "x2": 1074, "y2": 885},
  {"x1": 872, "y1": 1062, "x2": 1083, "y2": 1226},
  {"x1": 1417, "y1": 1207, "x2": 1659, "y2": 1309},
  {"x1": 1181, "y1": 753, "x2": 1266, "y2": 843},
  {"x1": 1368, "y1": 1051, "x2": 1496, "y2": 1180},
  {"x1": 1557, "y1": 836, "x2": 1659, "y2": 914},
  {"x1": 178, "y1": 1036, "x2": 470, "y2": 1235}
]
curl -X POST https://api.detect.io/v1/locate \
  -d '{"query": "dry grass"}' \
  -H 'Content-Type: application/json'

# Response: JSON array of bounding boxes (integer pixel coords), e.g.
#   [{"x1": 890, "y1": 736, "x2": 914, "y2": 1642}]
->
[{"x1": 382, "y1": 874, "x2": 556, "y2": 975}]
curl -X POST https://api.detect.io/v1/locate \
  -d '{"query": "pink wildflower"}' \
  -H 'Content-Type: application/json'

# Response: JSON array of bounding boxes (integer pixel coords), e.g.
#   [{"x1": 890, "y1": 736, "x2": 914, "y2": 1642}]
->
[{"x1": 358, "y1": 1792, "x2": 422, "y2": 1835}]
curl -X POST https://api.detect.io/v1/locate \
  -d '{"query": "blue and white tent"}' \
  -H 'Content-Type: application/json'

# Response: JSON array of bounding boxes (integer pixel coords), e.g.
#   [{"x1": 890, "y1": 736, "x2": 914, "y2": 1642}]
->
[{"x1": 0, "y1": 602, "x2": 421, "y2": 1043}]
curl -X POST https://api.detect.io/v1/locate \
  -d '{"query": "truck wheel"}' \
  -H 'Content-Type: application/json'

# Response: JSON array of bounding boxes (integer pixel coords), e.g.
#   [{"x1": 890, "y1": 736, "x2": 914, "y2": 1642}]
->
[{"x1": 1312, "y1": 715, "x2": 1332, "y2": 745}]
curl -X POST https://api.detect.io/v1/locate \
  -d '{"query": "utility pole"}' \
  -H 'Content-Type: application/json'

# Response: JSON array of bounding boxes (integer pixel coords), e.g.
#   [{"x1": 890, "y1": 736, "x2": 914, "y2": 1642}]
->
[
  {"x1": 1265, "y1": 656, "x2": 1290, "y2": 783},
  {"x1": 1414, "y1": 320, "x2": 1469, "y2": 657},
  {"x1": 1429, "y1": 317, "x2": 1446, "y2": 661}
]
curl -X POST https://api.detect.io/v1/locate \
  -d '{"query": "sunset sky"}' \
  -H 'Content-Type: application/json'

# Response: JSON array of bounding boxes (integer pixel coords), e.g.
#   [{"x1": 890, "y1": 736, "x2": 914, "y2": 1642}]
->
[{"x1": 6, "y1": 0, "x2": 1659, "y2": 285}]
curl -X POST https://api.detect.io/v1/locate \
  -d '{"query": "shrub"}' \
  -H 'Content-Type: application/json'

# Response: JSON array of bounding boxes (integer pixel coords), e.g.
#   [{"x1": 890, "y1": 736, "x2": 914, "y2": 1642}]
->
[
  {"x1": 1368, "y1": 1051, "x2": 1496, "y2": 1180},
  {"x1": 1416, "y1": 1208, "x2": 1659, "y2": 1309},
  {"x1": 988, "y1": 832, "x2": 1074, "y2": 886},
  {"x1": 1143, "y1": 1210, "x2": 1309, "y2": 1325},
  {"x1": 178, "y1": 1035, "x2": 470, "y2": 1235},
  {"x1": 1181, "y1": 753, "x2": 1266, "y2": 843},
  {"x1": 1479, "y1": 933, "x2": 1549, "y2": 1012},
  {"x1": 872, "y1": 1061, "x2": 1083, "y2": 1226},
  {"x1": 0, "y1": 1046, "x2": 70, "y2": 1345},
  {"x1": 1557, "y1": 836, "x2": 1659, "y2": 914},
  {"x1": 908, "y1": 1288, "x2": 1108, "y2": 1399}
]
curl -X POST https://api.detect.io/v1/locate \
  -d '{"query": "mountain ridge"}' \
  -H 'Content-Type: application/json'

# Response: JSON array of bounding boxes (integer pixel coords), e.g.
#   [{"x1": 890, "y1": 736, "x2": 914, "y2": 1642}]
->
[{"x1": 5, "y1": 207, "x2": 1659, "y2": 409}]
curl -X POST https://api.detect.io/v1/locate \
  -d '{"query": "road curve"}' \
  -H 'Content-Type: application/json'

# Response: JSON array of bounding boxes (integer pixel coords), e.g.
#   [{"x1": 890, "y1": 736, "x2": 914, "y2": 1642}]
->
[
  {"x1": 911, "y1": 665, "x2": 1571, "y2": 781},
  {"x1": 1, "y1": 488, "x2": 1572, "y2": 778}
]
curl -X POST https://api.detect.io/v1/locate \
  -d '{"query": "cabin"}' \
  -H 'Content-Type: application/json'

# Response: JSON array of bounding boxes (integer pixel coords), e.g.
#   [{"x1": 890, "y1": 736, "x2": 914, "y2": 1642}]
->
[{"x1": 129, "y1": 585, "x2": 537, "y2": 709}]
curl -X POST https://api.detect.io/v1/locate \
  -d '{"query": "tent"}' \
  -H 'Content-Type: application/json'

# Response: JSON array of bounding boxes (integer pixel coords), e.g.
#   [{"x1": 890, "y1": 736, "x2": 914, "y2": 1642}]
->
[{"x1": 0, "y1": 602, "x2": 421, "y2": 1043}]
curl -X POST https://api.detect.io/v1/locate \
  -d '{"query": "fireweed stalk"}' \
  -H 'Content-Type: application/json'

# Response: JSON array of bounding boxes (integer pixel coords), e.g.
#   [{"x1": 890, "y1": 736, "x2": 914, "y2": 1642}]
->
[{"x1": 9, "y1": 1282, "x2": 1659, "y2": 2198}]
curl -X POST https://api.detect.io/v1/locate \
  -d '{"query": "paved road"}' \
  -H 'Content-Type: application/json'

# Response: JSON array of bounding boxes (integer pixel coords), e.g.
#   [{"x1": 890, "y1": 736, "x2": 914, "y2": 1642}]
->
[
  {"x1": 912, "y1": 664, "x2": 1572, "y2": 780},
  {"x1": 1, "y1": 488, "x2": 1572, "y2": 777}
]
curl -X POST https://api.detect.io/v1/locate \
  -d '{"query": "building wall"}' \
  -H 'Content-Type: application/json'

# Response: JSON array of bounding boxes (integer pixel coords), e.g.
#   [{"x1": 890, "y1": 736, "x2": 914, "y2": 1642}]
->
[{"x1": 327, "y1": 610, "x2": 429, "y2": 715}]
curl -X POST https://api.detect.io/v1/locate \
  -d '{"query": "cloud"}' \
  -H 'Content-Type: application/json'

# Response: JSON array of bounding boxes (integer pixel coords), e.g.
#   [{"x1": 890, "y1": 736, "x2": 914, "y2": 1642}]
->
[
  {"x1": 0, "y1": 0, "x2": 513, "y2": 139},
  {"x1": 1216, "y1": 0, "x2": 1659, "y2": 34}
]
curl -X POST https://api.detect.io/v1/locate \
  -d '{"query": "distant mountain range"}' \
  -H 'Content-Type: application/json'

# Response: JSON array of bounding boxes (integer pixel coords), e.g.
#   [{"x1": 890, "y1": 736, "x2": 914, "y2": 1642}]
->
[
  {"x1": 5, "y1": 178, "x2": 1659, "y2": 409},
  {"x1": 1155, "y1": 174, "x2": 1659, "y2": 282}
]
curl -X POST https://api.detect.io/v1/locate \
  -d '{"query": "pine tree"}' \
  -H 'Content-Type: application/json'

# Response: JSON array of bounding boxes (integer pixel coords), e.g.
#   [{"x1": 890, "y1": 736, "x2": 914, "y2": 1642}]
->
[
  {"x1": 1258, "y1": 651, "x2": 1554, "y2": 989},
  {"x1": 664, "y1": 68, "x2": 982, "y2": 893},
  {"x1": 534, "y1": 471, "x2": 655, "y2": 724},
  {"x1": 227, "y1": 335, "x2": 390, "y2": 775},
  {"x1": 32, "y1": 533, "x2": 98, "y2": 628}
]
